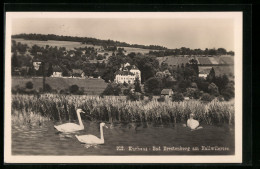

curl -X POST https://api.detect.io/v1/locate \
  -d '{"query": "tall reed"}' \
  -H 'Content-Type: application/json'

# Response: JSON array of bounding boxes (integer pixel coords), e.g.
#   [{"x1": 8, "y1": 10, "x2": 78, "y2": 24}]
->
[{"x1": 11, "y1": 94, "x2": 234, "y2": 125}]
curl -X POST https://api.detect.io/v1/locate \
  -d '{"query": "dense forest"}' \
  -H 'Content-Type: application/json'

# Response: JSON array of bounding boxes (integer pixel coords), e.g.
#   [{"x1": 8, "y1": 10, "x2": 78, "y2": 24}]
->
[
  {"x1": 149, "y1": 47, "x2": 234, "y2": 57},
  {"x1": 12, "y1": 33, "x2": 167, "y2": 50}
]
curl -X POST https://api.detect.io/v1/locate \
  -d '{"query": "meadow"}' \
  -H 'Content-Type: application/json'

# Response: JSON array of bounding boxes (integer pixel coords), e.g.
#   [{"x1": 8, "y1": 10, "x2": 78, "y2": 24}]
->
[
  {"x1": 12, "y1": 77, "x2": 107, "y2": 95},
  {"x1": 12, "y1": 38, "x2": 152, "y2": 54},
  {"x1": 13, "y1": 38, "x2": 100, "y2": 50},
  {"x1": 12, "y1": 94, "x2": 234, "y2": 126}
]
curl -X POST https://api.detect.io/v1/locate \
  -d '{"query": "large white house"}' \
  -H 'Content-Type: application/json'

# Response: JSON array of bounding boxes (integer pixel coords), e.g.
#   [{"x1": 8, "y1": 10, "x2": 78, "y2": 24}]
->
[{"x1": 114, "y1": 63, "x2": 141, "y2": 84}]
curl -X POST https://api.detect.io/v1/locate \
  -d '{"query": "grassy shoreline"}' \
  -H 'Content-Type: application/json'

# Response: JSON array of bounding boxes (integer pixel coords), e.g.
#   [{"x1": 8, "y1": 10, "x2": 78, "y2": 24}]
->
[{"x1": 11, "y1": 94, "x2": 234, "y2": 126}]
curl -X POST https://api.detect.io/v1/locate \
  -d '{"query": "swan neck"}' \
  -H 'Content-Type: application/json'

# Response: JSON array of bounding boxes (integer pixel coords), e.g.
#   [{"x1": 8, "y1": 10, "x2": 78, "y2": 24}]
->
[
  {"x1": 77, "y1": 111, "x2": 84, "y2": 128},
  {"x1": 100, "y1": 125, "x2": 104, "y2": 140}
]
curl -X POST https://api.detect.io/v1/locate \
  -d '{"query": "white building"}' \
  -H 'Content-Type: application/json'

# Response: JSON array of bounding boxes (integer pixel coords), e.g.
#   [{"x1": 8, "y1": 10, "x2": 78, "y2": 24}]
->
[
  {"x1": 51, "y1": 66, "x2": 63, "y2": 77},
  {"x1": 72, "y1": 69, "x2": 85, "y2": 78},
  {"x1": 114, "y1": 63, "x2": 141, "y2": 84},
  {"x1": 198, "y1": 66, "x2": 212, "y2": 79},
  {"x1": 33, "y1": 61, "x2": 41, "y2": 71}
]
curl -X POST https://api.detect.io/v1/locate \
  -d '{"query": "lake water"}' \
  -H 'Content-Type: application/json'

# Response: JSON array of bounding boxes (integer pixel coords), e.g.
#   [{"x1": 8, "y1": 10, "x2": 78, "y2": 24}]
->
[{"x1": 12, "y1": 121, "x2": 234, "y2": 155}]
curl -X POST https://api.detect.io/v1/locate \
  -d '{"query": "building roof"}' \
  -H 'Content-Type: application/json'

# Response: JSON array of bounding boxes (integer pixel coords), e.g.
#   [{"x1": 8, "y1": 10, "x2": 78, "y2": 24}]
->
[
  {"x1": 161, "y1": 89, "x2": 173, "y2": 95},
  {"x1": 115, "y1": 70, "x2": 135, "y2": 76},
  {"x1": 32, "y1": 58, "x2": 42, "y2": 62},
  {"x1": 120, "y1": 63, "x2": 139, "y2": 71},
  {"x1": 72, "y1": 69, "x2": 83, "y2": 74},
  {"x1": 197, "y1": 57, "x2": 212, "y2": 65},
  {"x1": 198, "y1": 66, "x2": 212, "y2": 74},
  {"x1": 130, "y1": 65, "x2": 139, "y2": 70},
  {"x1": 53, "y1": 66, "x2": 62, "y2": 72},
  {"x1": 219, "y1": 56, "x2": 234, "y2": 65},
  {"x1": 212, "y1": 65, "x2": 234, "y2": 77}
]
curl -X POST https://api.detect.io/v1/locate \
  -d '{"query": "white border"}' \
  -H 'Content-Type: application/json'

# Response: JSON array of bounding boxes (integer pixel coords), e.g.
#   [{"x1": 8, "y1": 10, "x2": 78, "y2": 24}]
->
[{"x1": 4, "y1": 12, "x2": 243, "y2": 163}]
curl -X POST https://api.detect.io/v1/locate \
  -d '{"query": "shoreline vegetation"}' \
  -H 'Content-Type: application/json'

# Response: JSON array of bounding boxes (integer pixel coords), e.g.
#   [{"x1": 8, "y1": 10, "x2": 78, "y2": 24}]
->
[{"x1": 12, "y1": 94, "x2": 234, "y2": 127}]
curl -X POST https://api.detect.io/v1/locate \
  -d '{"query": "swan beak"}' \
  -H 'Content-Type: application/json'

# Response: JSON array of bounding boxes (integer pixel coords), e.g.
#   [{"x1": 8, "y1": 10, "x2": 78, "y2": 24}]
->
[
  {"x1": 105, "y1": 125, "x2": 108, "y2": 128},
  {"x1": 81, "y1": 111, "x2": 85, "y2": 113}
]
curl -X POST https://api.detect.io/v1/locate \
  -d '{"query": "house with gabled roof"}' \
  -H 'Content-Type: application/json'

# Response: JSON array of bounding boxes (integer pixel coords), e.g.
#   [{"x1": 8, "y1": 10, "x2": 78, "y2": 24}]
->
[
  {"x1": 198, "y1": 66, "x2": 212, "y2": 79},
  {"x1": 32, "y1": 58, "x2": 42, "y2": 71},
  {"x1": 72, "y1": 69, "x2": 85, "y2": 78},
  {"x1": 161, "y1": 89, "x2": 174, "y2": 98},
  {"x1": 114, "y1": 63, "x2": 141, "y2": 84},
  {"x1": 51, "y1": 66, "x2": 63, "y2": 77}
]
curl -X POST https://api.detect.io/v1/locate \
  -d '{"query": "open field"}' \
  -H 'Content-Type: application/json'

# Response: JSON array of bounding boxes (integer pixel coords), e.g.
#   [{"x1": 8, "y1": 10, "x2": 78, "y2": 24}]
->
[
  {"x1": 212, "y1": 65, "x2": 234, "y2": 77},
  {"x1": 123, "y1": 46, "x2": 156, "y2": 54},
  {"x1": 13, "y1": 38, "x2": 101, "y2": 50},
  {"x1": 12, "y1": 77, "x2": 107, "y2": 95},
  {"x1": 12, "y1": 94, "x2": 234, "y2": 125},
  {"x1": 157, "y1": 55, "x2": 234, "y2": 66},
  {"x1": 13, "y1": 38, "x2": 153, "y2": 54}
]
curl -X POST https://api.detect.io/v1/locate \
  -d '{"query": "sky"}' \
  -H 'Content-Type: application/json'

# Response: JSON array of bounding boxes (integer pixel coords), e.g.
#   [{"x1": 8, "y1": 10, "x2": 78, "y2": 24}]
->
[{"x1": 12, "y1": 18, "x2": 234, "y2": 51}]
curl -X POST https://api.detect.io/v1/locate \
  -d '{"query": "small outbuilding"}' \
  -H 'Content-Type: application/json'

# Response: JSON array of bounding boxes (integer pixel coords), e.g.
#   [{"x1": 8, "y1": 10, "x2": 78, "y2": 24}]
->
[
  {"x1": 198, "y1": 66, "x2": 212, "y2": 79},
  {"x1": 72, "y1": 69, "x2": 85, "y2": 78},
  {"x1": 161, "y1": 89, "x2": 173, "y2": 98},
  {"x1": 52, "y1": 66, "x2": 63, "y2": 77}
]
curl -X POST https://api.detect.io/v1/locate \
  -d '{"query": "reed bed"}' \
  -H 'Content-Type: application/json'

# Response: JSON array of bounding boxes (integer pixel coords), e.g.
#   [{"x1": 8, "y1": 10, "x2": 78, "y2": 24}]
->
[
  {"x1": 12, "y1": 109, "x2": 51, "y2": 127},
  {"x1": 11, "y1": 94, "x2": 234, "y2": 125}
]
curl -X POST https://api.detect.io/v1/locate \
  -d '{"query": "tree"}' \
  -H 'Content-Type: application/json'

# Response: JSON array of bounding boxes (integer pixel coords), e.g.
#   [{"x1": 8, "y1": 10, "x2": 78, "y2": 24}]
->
[
  {"x1": 191, "y1": 82, "x2": 198, "y2": 89},
  {"x1": 96, "y1": 54, "x2": 104, "y2": 60},
  {"x1": 177, "y1": 79, "x2": 191, "y2": 92},
  {"x1": 47, "y1": 64, "x2": 53, "y2": 77},
  {"x1": 62, "y1": 68, "x2": 70, "y2": 77},
  {"x1": 186, "y1": 88, "x2": 197, "y2": 98},
  {"x1": 11, "y1": 53, "x2": 20, "y2": 68},
  {"x1": 83, "y1": 63, "x2": 96, "y2": 77},
  {"x1": 36, "y1": 64, "x2": 43, "y2": 76},
  {"x1": 208, "y1": 82, "x2": 219, "y2": 96},
  {"x1": 123, "y1": 88, "x2": 131, "y2": 96},
  {"x1": 123, "y1": 81, "x2": 128, "y2": 87},
  {"x1": 144, "y1": 77, "x2": 162, "y2": 95},
  {"x1": 172, "y1": 93, "x2": 184, "y2": 102},
  {"x1": 208, "y1": 48, "x2": 217, "y2": 56},
  {"x1": 201, "y1": 93, "x2": 214, "y2": 102},
  {"x1": 161, "y1": 61, "x2": 168, "y2": 71},
  {"x1": 45, "y1": 83, "x2": 52, "y2": 92},
  {"x1": 134, "y1": 77, "x2": 142, "y2": 93},
  {"x1": 133, "y1": 55, "x2": 159, "y2": 83},
  {"x1": 69, "y1": 85, "x2": 79, "y2": 94},
  {"x1": 217, "y1": 48, "x2": 227, "y2": 55},
  {"x1": 227, "y1": 51, "x2": 235, "y2": 56},
  {"x1": 102, "y1": 54, "x2": 124, "y2": 82},
  {"x1": 221, "y1": 82, "x2": 234, "y2": 101},
  {"x1": 127, "y1": 91, "x2": 142, "y2": 101},
  {"x1": 187, "y1": 59, "x2": 199, "y2": 75},
  {"x1": 183, "y1": 67, "x2": 197, "y2": 80},
  {"x1": 213, "y1": 75, "x2": 229, "y2": 94},
  {"x1": 165, "y1": 76, "x2": 176, "y2": 88},
  {"x1": 25, "y1": 81, "x2": 33, "y2": 89},
  {"x1": 28, "y1": 66, "x2": 36, "y2": 76},
  {"x1": 102, "y1": 83, "x2": 121, "y2": 96},
  {"x1": 207, "y1": 67, "x2": 215, "y2": 82},
  {"x1": 155, "y1": 71, "x2": 165, "y2": 79}
]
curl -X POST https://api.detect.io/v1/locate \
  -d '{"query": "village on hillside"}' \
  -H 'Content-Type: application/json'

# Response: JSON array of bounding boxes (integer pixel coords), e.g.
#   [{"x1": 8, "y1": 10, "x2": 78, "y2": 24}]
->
[{"x1": 11, "y1": 34, "x2": 234, "y2": 102}]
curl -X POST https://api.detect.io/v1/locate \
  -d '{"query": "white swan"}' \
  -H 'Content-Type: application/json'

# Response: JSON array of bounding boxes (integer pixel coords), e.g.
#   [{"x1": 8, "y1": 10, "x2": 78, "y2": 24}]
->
[
  {"x1": 54, "y1": 109, "x2": 85, "y2": 133},
  {"x1": 75, "y1": 122, "x2": 108, "y2": 145},
  {"x1": 187, "y1": 113, "x2": 203, "y2": 130}
]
